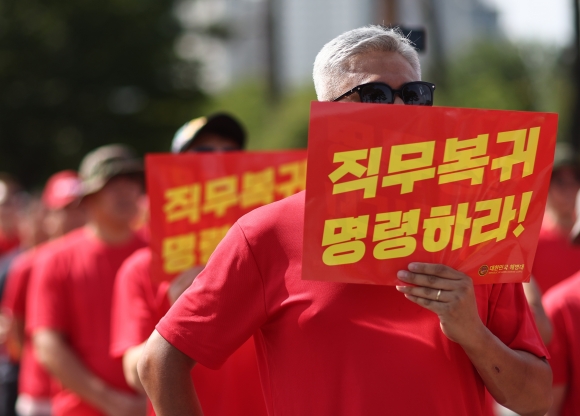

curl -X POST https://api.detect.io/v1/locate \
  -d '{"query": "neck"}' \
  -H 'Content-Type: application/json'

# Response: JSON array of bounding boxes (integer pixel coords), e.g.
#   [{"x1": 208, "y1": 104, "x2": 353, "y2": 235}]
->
[
  {"x1": 545, "y1": 209, "x2": 575, "y2": 235},
  {"x1": 86, "y1": 221, "x2": 134, "y2": 245}
]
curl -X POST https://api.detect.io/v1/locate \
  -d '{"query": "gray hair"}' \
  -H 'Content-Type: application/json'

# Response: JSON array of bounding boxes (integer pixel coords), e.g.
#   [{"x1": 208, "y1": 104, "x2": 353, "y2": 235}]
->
[{"x1": 313, "y1": 25, "x2": 421, "y2": 101}]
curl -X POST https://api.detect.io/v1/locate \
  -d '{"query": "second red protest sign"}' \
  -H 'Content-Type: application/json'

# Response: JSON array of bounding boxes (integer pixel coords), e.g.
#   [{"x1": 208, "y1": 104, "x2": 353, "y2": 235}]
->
[{"x1": 147, "y1": 151, "x2": 307, "y2": 282}]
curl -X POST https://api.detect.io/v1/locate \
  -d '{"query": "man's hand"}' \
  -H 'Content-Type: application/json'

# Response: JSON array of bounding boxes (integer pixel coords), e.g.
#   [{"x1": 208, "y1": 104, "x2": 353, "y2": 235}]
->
[
  {"x1": 397, "y1": 262, "x2": 552, "y2": 416},
  {"x1": 167, "y1": 265, "x2": 205, "y2": 305},
  {"x1": 396, "y1": 262, "x2": 485, "y2": 347},
  {"x1": 0, "y1": 313, "x2": 9, "y2": 344}
]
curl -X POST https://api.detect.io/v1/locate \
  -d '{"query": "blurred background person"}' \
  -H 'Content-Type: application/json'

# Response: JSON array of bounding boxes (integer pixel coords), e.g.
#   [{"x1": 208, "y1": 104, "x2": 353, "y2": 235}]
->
[
  {"x1": 111, "y1": 113, "x2": 267, "y2": 416},
  {"x1": 28, "y1": 145, "x2": 147, "y2": 416},
  {"x1": 531, "y1": 142, "x2": 580, "y2": 293},
  {"x1": 542, "y1": 191, "x2": 580, "y2": 415},
  {"x1": 1, "y1": 170, "x2": 86, "y2": 416},
  {"x1": 0, "y1": 175, "x2": 24, "y2": 258},
  {"x1": 0, "y1": 192, "x2": 47, "y2": 416}
]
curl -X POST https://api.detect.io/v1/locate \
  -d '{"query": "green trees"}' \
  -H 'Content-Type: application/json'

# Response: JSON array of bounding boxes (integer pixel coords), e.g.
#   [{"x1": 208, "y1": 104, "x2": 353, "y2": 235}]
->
[
  {"x1": 0, "y1": 0, "x2": 206, "y2": 188},
  {"x1": 430, "y1": 41, "x2": 574, "y2": 138}
]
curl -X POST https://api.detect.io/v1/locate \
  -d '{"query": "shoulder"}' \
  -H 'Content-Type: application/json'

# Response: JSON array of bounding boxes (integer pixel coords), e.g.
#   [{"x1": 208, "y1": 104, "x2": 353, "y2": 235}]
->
[
  {"x1": 31, "y1": 229, "x2": 88, "y2": 278},
  {"x1": 121, "y1": 247, "x2": 151, "y2": 269},
  {"x1": 544, "y1": 272, "x2": 580, "y2": 313},
  {"x1": 9, "y1": 249, "x2": 36, "y2": 274},
  {"x1": 237, "y1": 191, "x2": 304, "y2": 242},
  {"x1": 117, "y1": 247, "x2": 151, "y2": 284},
  {"x1": 41, "y1": 228, "x2": 87, "y2": 258}
]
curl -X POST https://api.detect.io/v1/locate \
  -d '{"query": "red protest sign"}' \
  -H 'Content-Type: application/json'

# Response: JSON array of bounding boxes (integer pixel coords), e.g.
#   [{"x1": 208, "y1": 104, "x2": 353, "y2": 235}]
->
[
  {"x1": 147, "y1": 151, "x2": 307, "y2": 282},
  {"x1": 302, "y1": 102, "x2": 558, "y2": 285}
]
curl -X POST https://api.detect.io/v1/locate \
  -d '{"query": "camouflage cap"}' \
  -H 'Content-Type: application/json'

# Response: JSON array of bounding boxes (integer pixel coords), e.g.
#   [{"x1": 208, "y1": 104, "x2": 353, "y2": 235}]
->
[{"x1": 79, "y1": 144, "x2": 143, "y2": 197}]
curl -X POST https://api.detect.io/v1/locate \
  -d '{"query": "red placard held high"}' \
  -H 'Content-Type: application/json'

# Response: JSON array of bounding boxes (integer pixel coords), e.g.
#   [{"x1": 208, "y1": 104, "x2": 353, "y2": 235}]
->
[{"x1": 303, "y1": 102, "x2": 557, "y2": 285}]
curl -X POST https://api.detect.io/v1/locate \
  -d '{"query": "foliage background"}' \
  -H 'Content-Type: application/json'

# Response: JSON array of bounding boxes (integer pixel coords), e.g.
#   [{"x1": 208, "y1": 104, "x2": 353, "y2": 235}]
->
[
  {"x1": 0, "y1": 0, "x2": 206, "y2": 188},
  {"x1": 0, "y1": 0, "x2": 576, "y2": 190}
]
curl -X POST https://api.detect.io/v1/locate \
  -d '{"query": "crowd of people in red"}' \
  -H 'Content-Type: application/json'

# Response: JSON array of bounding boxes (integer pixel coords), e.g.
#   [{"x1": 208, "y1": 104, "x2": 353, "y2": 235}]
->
[{"x1": 0, "y1": 26, "x2": 577, "y2": 416}]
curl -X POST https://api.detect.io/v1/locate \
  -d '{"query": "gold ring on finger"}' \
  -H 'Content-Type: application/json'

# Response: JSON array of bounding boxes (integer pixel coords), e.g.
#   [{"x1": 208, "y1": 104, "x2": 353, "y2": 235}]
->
[{"x1": 436, "y1": 289, "x2": 442, "y2": 301}]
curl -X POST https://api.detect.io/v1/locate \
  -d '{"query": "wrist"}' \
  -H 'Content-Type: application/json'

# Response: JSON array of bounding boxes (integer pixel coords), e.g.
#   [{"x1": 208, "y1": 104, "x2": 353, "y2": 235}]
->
[{"x1": 89, "y1": 379, "x2": 115, "y2": 412}]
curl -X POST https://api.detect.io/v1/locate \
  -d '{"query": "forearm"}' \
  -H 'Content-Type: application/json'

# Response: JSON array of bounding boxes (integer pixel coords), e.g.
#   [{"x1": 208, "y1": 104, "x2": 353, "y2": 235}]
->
[
  {"x1": 138, "y1": 330, "x2": 202, "y2": 416},
  {"x1": 5, "y1": 317, "x2": 25, "y2": 361},
  {"x1": 34, "y1": 330, "x2": 113, "y2": 413},
  {"x1": 546, "y1": 384, "x2": 566, "y2": 416},
  {"x1": 123, "y1": 342, "x2": 146, "y2": 393},
  {"x1": 461, "y1": 325, "x2": 552, "y2": 416},
  {"x1": 523, "y1": 280, "x2": 552, "y2": 344}
]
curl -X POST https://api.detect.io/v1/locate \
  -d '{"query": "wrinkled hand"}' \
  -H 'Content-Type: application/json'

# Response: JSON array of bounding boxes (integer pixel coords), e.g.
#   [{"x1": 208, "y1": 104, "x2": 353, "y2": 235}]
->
[
  {"x1": 396, "y1": 262, "x2": 485, "y2": 347},
  {"x1": 168, "y1": 265, "x2": 205, "y2": 305},
  {"x1": 102, "y1": 389, "x2": 146, "y2": 416}
]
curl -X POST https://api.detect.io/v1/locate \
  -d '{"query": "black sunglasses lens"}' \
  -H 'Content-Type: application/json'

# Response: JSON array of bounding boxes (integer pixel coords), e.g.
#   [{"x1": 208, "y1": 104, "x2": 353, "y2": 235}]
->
[
  {"x1": 401, "y1": 83, "x2": 433, "y2": 106},
  {"x1": 359, "y1": 84, "x2": 394, "y2": 103}
]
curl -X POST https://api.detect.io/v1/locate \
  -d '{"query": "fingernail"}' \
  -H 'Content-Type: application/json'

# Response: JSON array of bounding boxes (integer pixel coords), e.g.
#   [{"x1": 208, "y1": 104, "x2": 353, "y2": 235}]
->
[
  {"x1": 408, "y1": 262, "x2": 422, "y2": 271},
  {"x1": 397, "y1": 270, "x2": 408, "y2": 279},
  {"x1": 395, "y1": 285, "x2": 404, "y2": 291}
]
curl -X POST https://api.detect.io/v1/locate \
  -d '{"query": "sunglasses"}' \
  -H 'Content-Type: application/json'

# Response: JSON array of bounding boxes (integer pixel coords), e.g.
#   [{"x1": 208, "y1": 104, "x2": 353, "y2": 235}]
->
[{"x1": 333, "y1": 81, "x2": 436, "y2": 106}]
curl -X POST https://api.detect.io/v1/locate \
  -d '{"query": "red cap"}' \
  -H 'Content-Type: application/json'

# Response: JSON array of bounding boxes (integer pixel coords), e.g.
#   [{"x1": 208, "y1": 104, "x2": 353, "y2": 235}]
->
[{"x1": 42, "y1": 170, "x2": 82, "y2": 210}]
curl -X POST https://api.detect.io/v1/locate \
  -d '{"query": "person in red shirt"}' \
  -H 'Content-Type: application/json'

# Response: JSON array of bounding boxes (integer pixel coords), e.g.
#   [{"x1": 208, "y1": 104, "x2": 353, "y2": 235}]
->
[
  {"x1": 28, "y1": 145, "x2": 147, "y2": 416},
  {"x1": 138, "y1": 26, "x2": 552, "y2": 416},
  {"x1": 111, "y1": 114, "x2": 267, "y2": 416},
  {"x1": 0, "y1": 174, "x2": 24, "y2": 257},
  {"x1": 543, "y1": 273, "x2": 580, "y2": 416},
  {"x1": 531, "y1": 142, "x2": 580, "y2": 293},
  {"x1": 541, "y1": 190, "x2": 580, "y2": 415},
  {"x1": 0, "y1": 194, "x2": 48, "y2": 416},
  {"x1": 1, "y1": 170, "x2": 86, "y2": 416}
]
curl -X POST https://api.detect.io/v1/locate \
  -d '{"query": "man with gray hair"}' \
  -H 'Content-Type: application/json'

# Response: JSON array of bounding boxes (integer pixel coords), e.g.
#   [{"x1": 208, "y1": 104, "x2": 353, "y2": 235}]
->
[{"x1": 139, "y1": 26, "x2": 552, "y2": 416}]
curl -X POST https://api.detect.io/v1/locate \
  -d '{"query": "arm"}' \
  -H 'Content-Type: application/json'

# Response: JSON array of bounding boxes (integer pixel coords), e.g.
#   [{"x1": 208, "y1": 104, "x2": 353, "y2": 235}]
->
[
  {"x1": 34, "y1": 329, "x2": 146, "y2": 416},
  {"x1": 546, "y1": 384, "x2": 566, "y2": 416},
  {"x1": 120, "y1": 265, "x2": 204, "y2": 393},
  {"x1": 523, "y1": 277, "x2": 552, "y2": 344},
  {"x1": 123, "y1": 342, "x2": 146, "y2": 393},
  {"x1": 167, "y1": 265, "x2": 204, "y2": 305},
  {"x1": 5, "y1": 316, "x2": 25, "y2": 361},
  {"x1": 138, "y1": 330, "x2": 203, "y2": 416},
  {"x1": 396, "y1": 263, "x2": 552, "y2": 416}
]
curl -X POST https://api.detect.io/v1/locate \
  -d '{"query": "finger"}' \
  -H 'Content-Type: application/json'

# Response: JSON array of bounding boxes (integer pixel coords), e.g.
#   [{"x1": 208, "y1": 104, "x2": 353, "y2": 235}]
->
[
  {"x1": 396, "y1": 285, "x2": 448, "y2": 302},
  {"x1": 396, "y1": 270, "x2": 457, "y2": 290},
  {"x1": 402, "y1": 293, "x2": 446, "y2": 313},
  {"x1": 408, "y1": 263, "x2": 465, "y2": 280}
]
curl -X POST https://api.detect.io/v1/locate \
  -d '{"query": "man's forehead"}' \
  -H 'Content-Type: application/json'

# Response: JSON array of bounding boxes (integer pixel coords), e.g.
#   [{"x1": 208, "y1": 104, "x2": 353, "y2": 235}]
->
[
  {"x1": 343, "y1": 50, "x2": 418, "y2": 79},
  {"x1": 331, "y1": 50, "x2": 419, "y2": 98}
]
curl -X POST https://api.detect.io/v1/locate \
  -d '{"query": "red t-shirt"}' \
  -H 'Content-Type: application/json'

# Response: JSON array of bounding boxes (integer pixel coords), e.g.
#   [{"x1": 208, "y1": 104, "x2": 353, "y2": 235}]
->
[
  {"x1": 531, "y1": 220, "x2": 580, "y2": 293},
  {"x1": 543, "y1": 272, "x2": 580, "y2": 416},
  {"x1": 110, "y1": 247, "x2": 267, "y2": 416},
  {"x1": 157, "y1": 191, "x2": 548, "y2": 416},
  {"x1": 1, "y1": 247, "x2": 54, "y2": 398},
  {"x1": 28, "y1": 227, "x2": 146, "y2": 416},
  {"x1": 0, "y1": 231, "x2": 19, "y2": 257}
]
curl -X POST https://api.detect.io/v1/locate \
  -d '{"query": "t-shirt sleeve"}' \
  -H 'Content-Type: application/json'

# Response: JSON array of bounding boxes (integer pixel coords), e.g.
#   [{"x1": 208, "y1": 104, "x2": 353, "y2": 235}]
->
[
  {"x1": 1, "y1": 253, "x2": 31, "y2": 318},
  {"x1": 110, "y1": 251, "x2": 160, "y2": 357},
  {"x1": 156, "y1": 222, "x2": 268, "y2": 370},
  {"x1": 486, "y1": 283, "x2": 548, "y2": 359},
  {"x1": 544, "y1": 295, "x2": 569, "y2": 385},
  {"x1": 27, "y1": 249, "x2": 71, "y2": 335}
]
